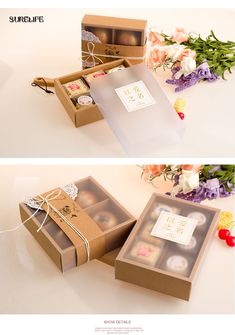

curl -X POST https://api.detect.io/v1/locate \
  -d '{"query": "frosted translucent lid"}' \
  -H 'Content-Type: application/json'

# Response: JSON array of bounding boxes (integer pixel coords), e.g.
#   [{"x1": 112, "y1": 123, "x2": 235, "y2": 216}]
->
[
  {"x1": 90, "y1": 63, "x2": 184, "y2": 156},
  {"x1": 121, "y1": 193, "x2": 220, "y2": 279}
]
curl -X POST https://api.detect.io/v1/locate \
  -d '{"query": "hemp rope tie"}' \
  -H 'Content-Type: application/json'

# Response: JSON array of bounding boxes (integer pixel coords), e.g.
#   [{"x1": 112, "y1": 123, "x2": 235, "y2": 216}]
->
[
  {"x1": 31, "y1": 77, "x2": 54, "y2": 94},
  {"x1": 0, "y1": 189, "x2": 90, "y2": 262},
  {"x1": 82, "y1": 41, "x2": 146, "y2": 65}
]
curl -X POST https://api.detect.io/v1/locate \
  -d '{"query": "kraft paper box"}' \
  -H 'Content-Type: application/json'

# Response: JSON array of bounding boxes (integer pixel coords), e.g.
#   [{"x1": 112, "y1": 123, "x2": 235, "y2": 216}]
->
[
  {"x1": 54, "y1": 58, "x2": 132, "y2": 127},
  {"x1": 19, "y1": 176, "x2": 135, "y2": 272},
  {"x1": 115, "y1": 193, "x2": 220, "y2": 301},
  {"x1": 81, "y1": 15, "x2": 147, "y2": 68}
]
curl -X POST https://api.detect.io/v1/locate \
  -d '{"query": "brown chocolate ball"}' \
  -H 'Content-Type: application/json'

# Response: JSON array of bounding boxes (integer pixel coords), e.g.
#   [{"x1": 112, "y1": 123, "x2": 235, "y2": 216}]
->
[
  {"x1": 93, "y1": 210, "x2": 118, "y2": 230},
  {"x1": 78, "y1": 190, "x2": 97, "y2": 208},
  {"x1": 90, "y1": 28, "x2": 111, "y2": 44},
  {"x1": 116, "y1": 31, "x2": 139, "y2": 46}
]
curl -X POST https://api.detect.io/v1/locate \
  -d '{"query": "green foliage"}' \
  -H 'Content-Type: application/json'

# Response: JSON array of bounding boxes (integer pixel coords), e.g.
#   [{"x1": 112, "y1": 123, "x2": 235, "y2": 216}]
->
[
  {"x1": 185, "y1": 31, "x2": 235, "y2": 79},
  {"x1": 163, "y1": 30, "x2": 235, "y2": 79},
  {"x1": 200, "y1": 165, "x2": 235, "y2": 191}
]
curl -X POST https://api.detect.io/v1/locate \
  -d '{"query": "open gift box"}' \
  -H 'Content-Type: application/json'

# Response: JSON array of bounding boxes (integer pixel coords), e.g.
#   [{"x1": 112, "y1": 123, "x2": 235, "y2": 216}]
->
[
  {"x1": 54, "y1": 59, "x2": 132, "y2": 127},
  {"x1": 19, "y1": 176, "x2": 136, "y2": 272},
  {"x1": 81, "y1": 14, "x2": 147, "y2": 68},
  {"x1": 55, "y1": 60, "x2": 183, "y2": 156},
  {"x1": 115, "y1": 193, "x2": 220, "y2": 301}
]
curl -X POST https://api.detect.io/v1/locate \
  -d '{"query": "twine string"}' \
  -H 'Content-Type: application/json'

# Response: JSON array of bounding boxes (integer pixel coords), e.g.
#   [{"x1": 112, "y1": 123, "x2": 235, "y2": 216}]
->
[
  {"x1": 0, "y1": 189, "x2": 90, "y2": 262},
  {"x1": 81, "y1": 41, "x2": 146, "y2": 66}
]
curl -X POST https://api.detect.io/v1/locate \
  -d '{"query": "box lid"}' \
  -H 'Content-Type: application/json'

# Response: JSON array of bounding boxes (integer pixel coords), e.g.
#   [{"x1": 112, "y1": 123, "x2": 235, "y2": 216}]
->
[
  {"x1": 82, "y1": 14, "x2": 147, "y2": 31},
  {"x1": 90, "y1": 63, "x2": 184, "y2": 156}
]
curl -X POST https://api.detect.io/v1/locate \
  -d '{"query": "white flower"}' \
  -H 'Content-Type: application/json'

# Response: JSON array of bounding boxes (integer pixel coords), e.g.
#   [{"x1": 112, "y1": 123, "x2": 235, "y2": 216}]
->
[
  {"x1": 171, "y1": 170, "x2": 199, "y2": 196},
  {"x1": 175, "y1": 56, "x2": 197, "y2": 79},
  {"x1": 158, "y1": 44, "x2": 185, "y2": 62},
  {"x1": 181, "y1": 170, "x2": 200, "y2": 194}
]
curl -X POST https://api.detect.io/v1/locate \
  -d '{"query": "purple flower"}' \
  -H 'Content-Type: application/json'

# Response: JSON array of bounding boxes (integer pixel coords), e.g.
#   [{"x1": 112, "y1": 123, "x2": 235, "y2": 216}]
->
[{"x1": 166, "y1": 61, "x2": 219, "y2": 91}]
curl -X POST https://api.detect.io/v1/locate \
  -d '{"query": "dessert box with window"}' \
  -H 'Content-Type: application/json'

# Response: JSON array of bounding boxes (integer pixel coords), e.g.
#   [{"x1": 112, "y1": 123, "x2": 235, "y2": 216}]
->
[
  {"x1": 115, "y1": 193, "x2": 220, "y2": 300},
  {"x1": 19, "y1": 176, "x2": 135, "y2": 272}
]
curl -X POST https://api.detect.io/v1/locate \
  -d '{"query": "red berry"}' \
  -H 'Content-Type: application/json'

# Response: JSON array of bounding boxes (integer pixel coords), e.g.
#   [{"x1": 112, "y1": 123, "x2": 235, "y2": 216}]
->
[
  {"x1": 178, "y1": 112, "x2": 185, "y2": 120},
  {"x1": 218, "y1": 229, "x2": 230, "y2": 240},
  {"x1": 226, "y1": 236, "x2": 235, "y2": 247}
]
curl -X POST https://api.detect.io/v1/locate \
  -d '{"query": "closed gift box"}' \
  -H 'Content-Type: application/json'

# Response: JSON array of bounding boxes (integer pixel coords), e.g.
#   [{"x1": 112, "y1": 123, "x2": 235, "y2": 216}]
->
[
  {"x1": 81, "y1": 14, "x2": 147, "y2": 68},
  {"x1": 115, "y1": 193, "x2": 220, "y2": 301},
  {"x1": 19, "y1": 176, "x2": 136, "y2": 272}
]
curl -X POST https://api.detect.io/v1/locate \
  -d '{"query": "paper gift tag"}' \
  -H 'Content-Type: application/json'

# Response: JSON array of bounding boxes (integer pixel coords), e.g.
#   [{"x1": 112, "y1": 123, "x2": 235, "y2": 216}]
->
[
  {"x1": 115, "y1": 80, "x2": 156, "y2": 112},
  {"x1": 151, "y1": 211, "x2": 197, "y2": 245}
]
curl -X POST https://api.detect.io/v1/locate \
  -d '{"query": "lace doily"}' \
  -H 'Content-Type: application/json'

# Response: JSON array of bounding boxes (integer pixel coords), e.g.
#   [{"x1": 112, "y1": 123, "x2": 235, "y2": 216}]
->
[
  {"x1": 24, "y1": 183, "x2": 78, "y2": 210},
  {"x1": 82, "y1": 60, "x2": 100, "y2": 68},
  {"x1": 81, "y1": 29, "x2": 101, "y2": 43},
  {"x1": 62, "y1": 183, "x2": 78, "y2": 200}
]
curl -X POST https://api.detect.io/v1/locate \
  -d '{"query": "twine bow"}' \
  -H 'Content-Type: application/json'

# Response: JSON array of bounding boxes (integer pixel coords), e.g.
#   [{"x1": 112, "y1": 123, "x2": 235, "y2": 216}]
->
[
  {"x1": 82, "y1": 42, "x2": 104, "y2": 68},
  {"x1": 0, "y1": 189, "x2": 90, "y2": 262},
  {"x1": 81, "y1": 41, "x2": 147, "y2": 68}
]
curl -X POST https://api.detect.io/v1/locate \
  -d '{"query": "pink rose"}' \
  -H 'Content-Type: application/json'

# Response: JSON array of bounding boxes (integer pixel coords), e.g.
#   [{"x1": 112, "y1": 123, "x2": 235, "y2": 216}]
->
[
  {"x1": 181, "y1": 165, "x2": 202, "y2": 173},
  {"x1": 179, "y1": 49, "x2": 196, "y2": 60},
  {"x1": 142, "y1": 165, "x2": 166, "y2": 180},
  {"x1": 148, "y1": 31, "x2": 165, "y2": 45},
  {"x1": 172, "y1": 28, "x2": 189, "y2": 44},
  {"x1": 147, "y1": 49, "x2": 166, "y2": 68}
]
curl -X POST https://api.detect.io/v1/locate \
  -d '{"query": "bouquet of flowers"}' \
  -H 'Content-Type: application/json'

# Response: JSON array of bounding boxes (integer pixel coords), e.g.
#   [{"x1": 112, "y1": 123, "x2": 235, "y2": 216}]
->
[
  {"x1": 141, "y1": 165, "x2": 235, "y2": 202},
  {"x1": 147, "y1": 28, "x2": 235, "y2": 91}
]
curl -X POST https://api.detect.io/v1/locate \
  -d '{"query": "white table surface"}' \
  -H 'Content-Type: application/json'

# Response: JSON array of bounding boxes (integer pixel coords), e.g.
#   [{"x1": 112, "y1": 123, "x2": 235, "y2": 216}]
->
[
  {"x1": 0, "y1": 165, "x2": 234, "y2": 314},
  {"x1": 0, "y1": 8, "x2": 235, "y2": 157}
]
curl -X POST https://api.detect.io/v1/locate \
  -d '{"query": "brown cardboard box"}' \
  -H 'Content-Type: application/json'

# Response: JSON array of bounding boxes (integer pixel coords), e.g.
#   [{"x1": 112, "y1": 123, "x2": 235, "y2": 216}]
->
[
  {"x1": 19, "y1": 176, "x2": 136, "y2": 272},
  {"x1": 81, "y1": 15, "x2": 147, "y2": 68},
  {"x1": 115, "y1": 193, "x2": 220, "y2": 301},
  {"x1": 54, "y1": 58, "x2": 132, "y2": 127},
  {"x1": 98, "y1": 247, "x2": 121, "y2": 267}
]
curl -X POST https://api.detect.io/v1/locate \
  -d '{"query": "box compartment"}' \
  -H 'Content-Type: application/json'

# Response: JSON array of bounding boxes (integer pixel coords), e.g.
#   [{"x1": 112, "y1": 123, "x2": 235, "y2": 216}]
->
[{"x1": 54, "y1": 59, "x2": 132, "y2": 127}]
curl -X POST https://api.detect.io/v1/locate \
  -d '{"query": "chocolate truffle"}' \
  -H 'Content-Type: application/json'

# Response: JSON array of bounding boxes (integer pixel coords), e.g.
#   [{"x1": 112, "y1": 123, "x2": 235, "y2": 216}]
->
[
  {"x1": 93, "y1": 210, "x2": 118, "y2": 230},
  {"x1": 63, "y1": 79, "x2": 89, "y2": 98},
  {"x1": 178, "y1": 236, "x2": 197, "y2": 251},
  {"x1": 105, "y1": 65, "x2": 126, "y2": 74},
  {"x1": 116, "y1": 31, "x2": 140, "y2": 46},
  {"x1": 90, "y1": 28, "x2": 111, "y2": 44},
  {"x1": 128, "y1": 240, "x2": 162, "y2": 267},
  {"x1": 165, "y1": 255, "x2": 189, "y2": 276},
  {"x1": 77, "y1": 190, "x2": 97, "y2": 208},
  {"x1": 150, "y1": 203, "x2": 180, "y2": 221},
  {"x1": 187, "y1": 212, "x2": 207, "y2": 228},
  {"x1": 83, "y1": 70, "x2": 106, "y2": 86}
]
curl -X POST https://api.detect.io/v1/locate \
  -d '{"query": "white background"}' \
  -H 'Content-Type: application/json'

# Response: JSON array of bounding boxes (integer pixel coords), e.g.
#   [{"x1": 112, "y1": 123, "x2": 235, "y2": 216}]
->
[
  {"x1": 0, "y1": 0, "x2": 235, "y2": 333},
  {"x1": 0, "y1": 8, "x2": 235, "y2": 157},
  {"x1": 0, "y1": 165, "x2": 234, "y2": 314}
]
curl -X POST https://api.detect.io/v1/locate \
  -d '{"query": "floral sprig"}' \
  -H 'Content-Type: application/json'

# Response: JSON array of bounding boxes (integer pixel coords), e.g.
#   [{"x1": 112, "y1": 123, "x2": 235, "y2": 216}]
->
[
  {"x1": 141, "y1": 165, "x2": 235, "y2": 203},
  {"x1": 147, "y1": 28, "x2": 235, "y2": 91}
]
